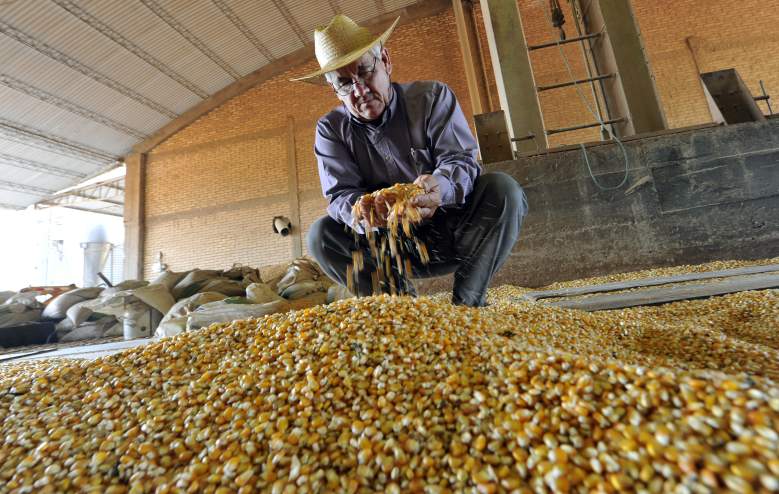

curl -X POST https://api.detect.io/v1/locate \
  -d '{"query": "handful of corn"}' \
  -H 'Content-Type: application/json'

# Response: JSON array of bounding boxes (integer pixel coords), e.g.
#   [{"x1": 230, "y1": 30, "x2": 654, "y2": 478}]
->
[
  {"x1": 1, "y1": 290, "x2": 778, "y2": 493},
  {"x1": 348, "y1": 184, "x2": 430, "y2": 295}
]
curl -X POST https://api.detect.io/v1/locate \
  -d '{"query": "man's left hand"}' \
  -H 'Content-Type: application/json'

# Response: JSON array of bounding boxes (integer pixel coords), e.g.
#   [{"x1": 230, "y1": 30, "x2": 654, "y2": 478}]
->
[{"x1": 412, "y1": 174, "x2": 442, "y2": 220}]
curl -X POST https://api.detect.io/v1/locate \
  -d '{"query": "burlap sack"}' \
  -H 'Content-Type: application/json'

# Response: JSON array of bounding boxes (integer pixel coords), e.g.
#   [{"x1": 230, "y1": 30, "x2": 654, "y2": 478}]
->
[
  {"x1": 186, "y1": 299, "x2": 290, "y2": 330},
  {"x1": 172, "y1": 270, "x2": 221, "y2": 299},
  {"x1": 276, "y1": 258, "x2": 326, "y2": 294},
  {"x1": 133, "y1": 284, "x2": 175, "y2": 314},
  {"x1": 66, "y1": 300, "x2": 94, "y2": 327},
  {"x1": 199, "y1": 278, "x2": 246, "y2": 297},
  {"x1": 246, "y1": 283, "x2": 284, "y2": 304},
  {"x1": 149, "y1": 270, "x2": 187, "y2": 291},
  {"x1": 0, "y1": 291, "x2": 15, "y2": 304},
  {"x1": 0, "y1": 309, "x2": 42, "y2": 328},
  {"x1": 154, "y1": 292, "x2": 227, "y2": 338},
  {"x1": 327, "y1": 285, "x2": 355, "y2": 303},
  {"x1": 287, "y1": 292, "x2": 328, "y2": 311},
  {"x1": 279, "y1": 280, "x2": 330, "y2": 300},
  {"x1": 42, "y1": 287, "x2": 103, "y2": 320}
]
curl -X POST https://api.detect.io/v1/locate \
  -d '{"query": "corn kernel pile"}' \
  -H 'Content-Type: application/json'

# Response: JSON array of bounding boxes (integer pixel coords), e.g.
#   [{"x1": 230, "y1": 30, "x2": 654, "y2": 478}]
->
[
  {"x1": 349, "y1": 184, "x2": 429, "y2": 295},
  {"x1": 1, "y1": 288, "x2": 778, "y2": 493}
]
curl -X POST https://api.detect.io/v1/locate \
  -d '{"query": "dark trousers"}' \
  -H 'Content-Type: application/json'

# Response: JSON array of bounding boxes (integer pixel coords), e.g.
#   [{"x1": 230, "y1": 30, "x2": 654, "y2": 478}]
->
[{"x1": 307, "y1": 172, "x2": 528, "y2": 306}]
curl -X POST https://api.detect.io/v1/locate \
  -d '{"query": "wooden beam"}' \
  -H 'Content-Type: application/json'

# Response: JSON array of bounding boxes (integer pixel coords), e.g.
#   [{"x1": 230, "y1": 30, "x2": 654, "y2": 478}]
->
[
  {"x1": 546, "y1": 272, "x2": 779, "y2": 312},
  {"x1": 452, "y1": 0, "x2": 490, "y2": 115},
  {"x1": 287, "y1": 117, "x2": 303, "y2": 259},
  {"x1": 479, "y1": 0, "x2": 547, "y2": 152},
  {"x1": 579, "y1": 0, "x2": 667, "y2": 136},
  {"x1": 523, "y1": 264, "x2": 779, "y2": 301},
  {"x1": 123, "y1": 153, "x2": 145, "y2": 280},
  {"x1": 131, "y1": 0, "x2": 451, "y2": 155}
]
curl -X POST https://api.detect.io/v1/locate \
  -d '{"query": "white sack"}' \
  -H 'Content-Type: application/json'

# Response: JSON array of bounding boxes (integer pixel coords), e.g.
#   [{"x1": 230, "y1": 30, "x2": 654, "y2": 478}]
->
[
  {"x1": 42, "y1": 287, "x2": 103, "y2": 320},
  {"x1": 0, "y1": 291, "x2": 16, "y2": 304},
  {"x1": 246, "y1": 283, "x2": 284, "y2": 304},
  {"x1": 280, "y1": 280, "x2": 329, "y2": 300},
  {"x1": 154, "y1": 292, "x2": 226, "y2": 338},
  {"x1": 172, "y1": 269, "x2": 221, "y2": 299},
  {"x1": 0, "y1": 309, "x2": 42, "y2": 328},
  {"x1": 186, "y1": 299, "x2": 290, "y2": 330},
  {"x1": 133, "y1": 284, "x2": 175, "y2": 314},
  {"x1": 66, "y1": 301, "x2": 94, "y2": 327},
  {"x1": 327, "y1": 285, "x2": 355, "y2": 304},
  {"x1": 149, "y1": 270, "x2": 187, "y2": 291}
]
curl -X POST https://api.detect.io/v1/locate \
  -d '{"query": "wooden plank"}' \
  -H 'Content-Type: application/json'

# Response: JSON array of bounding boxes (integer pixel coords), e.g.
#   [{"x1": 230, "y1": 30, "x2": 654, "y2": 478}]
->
[
  {"x1": 13, "y1": 338, "x2": 152, "y2": 362},
  {"x1": 0, "y1": 349, "x2": 57, "y2": 363},
  {"x1": 480, "y1": 0, "x2": 547, "y2": 152},
  {"x1": 523, "y1": 263, "x2": 779, "y2": 301},
  {"x1": 452, "y1": 0, "x2": 490, "y2": 114},
  {"x1": 548, "y1": 272, "x2": 779, "y2": 311},
  {"x1": 287, "y1": 117, "x2": 303, "y2": 259},
  {"x1": 123, "y1": 153, "x2": 146, "y2": 280}
]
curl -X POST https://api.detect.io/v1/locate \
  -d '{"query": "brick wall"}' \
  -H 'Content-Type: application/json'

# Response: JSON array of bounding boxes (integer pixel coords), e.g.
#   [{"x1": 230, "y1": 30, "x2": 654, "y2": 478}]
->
[
  {"x1": 142, "y1": 1, "x2": 778, "y2": 277},
  {"x1": 632, "y1": 0, "x2": 778, "y2": 128}
]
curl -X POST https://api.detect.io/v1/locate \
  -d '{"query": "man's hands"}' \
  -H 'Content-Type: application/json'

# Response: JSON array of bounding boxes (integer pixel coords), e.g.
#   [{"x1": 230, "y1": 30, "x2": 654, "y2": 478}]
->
[
  {"x1": 357, "y1": 175, "x2": 442, "y2": 228},
  {"x1": 358, "y1": 194, "x2": 393, "y2": 228},
  {"x1": 412, "y1": 174, "x2": 442, "y2": 220}
]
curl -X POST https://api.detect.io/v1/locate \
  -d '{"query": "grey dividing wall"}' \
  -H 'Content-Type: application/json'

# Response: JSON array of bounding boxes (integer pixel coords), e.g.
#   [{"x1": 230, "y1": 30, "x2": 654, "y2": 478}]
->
[{"x1": 486, "y1": 118, "x2": 779, "y2": 288}]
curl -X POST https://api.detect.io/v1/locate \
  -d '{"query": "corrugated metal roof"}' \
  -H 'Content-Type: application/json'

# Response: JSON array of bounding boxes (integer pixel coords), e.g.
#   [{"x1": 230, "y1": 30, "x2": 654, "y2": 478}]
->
[{"x1": 0, "y1": 0, "x2": 423, "y2": 210}]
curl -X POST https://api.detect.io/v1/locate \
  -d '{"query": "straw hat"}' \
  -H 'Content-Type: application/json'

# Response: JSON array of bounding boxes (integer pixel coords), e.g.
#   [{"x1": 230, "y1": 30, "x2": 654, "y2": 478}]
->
[{"x1": 290, "y1": 14, "x2": 400, "y2": 81}]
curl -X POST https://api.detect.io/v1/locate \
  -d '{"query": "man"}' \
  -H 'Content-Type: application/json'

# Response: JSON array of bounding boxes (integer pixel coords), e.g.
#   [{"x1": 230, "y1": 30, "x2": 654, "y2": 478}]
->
[{"x1": 293, "y1": 15, "x2": 527, "y2": 307}]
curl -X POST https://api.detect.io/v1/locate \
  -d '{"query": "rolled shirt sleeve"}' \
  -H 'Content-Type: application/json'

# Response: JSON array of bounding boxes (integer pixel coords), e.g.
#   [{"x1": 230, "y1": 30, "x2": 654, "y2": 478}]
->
[
  {"x1": 314, "y1": 119, "x2": 365, "y2": 232},
  {"x1": 427, "y1": 83, "x2": 481, "y2": 207}
]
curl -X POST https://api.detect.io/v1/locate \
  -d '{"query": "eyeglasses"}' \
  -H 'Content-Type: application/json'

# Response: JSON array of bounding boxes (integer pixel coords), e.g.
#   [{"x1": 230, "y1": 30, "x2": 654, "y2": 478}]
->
[{"x1": 332, "y1": 56, "x2": 379, "y2": 96}]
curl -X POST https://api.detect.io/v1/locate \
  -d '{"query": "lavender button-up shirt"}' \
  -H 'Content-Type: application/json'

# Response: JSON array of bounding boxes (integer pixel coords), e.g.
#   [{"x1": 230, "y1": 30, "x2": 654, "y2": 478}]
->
[{"x1": 314, "y1": 81, "x2": 481, "y2": 232}]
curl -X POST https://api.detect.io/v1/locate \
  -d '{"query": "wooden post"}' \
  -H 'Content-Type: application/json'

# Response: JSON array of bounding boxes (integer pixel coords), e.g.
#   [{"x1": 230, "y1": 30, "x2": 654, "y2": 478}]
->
[
  {"x1": 452, "y1": 0, "x2": 490, "y2": 115},
  {"x1": 123, "y1": 153, "x2": 145, "y2": 280},
  {"x1": 479, "y1": 0, "x2": 547, "y2": 152},
  {"x1": 286, "y1": 117, "x2": 303, "y2": 259},
  {"x1": 579, "y1": 0, "x2": 667, "y2": 136}
]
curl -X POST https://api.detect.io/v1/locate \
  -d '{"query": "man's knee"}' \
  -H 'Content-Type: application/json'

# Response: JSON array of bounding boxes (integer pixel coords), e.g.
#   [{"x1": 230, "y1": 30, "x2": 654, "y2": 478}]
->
[
  {"x1": 477, "y1": 172, "x2": 528, "y2": 216},
  {"x1": 306, "y1": 216, "x2": 336, "y2": 262}
]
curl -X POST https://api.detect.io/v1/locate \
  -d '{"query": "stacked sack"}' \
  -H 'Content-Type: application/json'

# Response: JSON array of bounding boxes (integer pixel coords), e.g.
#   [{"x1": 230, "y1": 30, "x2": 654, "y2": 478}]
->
[
  {"x1": 155, "y1": 258, "x2": 349, "y2": 338},
  {"x1": 47, "y1": 285, "x2": 125, "y2": 342},
  {"x1": 0, "y1": 292, "x2": 45, "y2": 329}
]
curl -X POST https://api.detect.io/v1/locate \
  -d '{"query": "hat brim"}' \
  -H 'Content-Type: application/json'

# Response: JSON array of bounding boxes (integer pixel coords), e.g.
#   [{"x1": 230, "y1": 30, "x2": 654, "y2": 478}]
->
[{"x1": 290, "y1": 17, "x2": 400, "y2": 82}]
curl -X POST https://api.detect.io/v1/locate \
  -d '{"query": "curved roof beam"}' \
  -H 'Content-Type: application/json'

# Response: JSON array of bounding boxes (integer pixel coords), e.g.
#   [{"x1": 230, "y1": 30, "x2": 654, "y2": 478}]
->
[
  {"x1": 132, "y1": 0, "x2": 450, "y2": 154},
  {"x1": 139, "y1": 0, "x2": 241, "y2": 81},
  {"x1": 0, "y1": 178, "x2": 56, "y2": 196},
  {"x1": 0, "y1": 74, "x2": 148, "y2": 139},
  {"x1": 0, "y1": 152, "x2": 87, "y2": 179},
  {"x1": 51, "y1": 0, "x2": 210, "y2": 98},
  {"x1": 211, "y1": 0, "x2": 275, "y2": 62},
  {"x1": 0, "y1": 118, "x2": 118, "y2": 165},
  {"x1": 0, "y1": 21, "x2": 179, "y2": 119}
]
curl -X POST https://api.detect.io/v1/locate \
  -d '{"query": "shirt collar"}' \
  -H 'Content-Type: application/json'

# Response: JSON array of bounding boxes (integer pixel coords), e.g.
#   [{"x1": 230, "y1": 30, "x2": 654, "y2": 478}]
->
[{"x1": 348, "y1": 83, "x2": 398, "y2": 132}]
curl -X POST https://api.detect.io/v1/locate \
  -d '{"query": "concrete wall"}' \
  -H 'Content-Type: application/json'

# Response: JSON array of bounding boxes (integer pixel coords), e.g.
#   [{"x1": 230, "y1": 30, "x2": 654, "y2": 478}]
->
[
  {"x1": 485, "y1": 118, "x2": 779, "y2": 288},
  {"x1": 141, "y1": 1, "x2": 779, "y2": 278}
]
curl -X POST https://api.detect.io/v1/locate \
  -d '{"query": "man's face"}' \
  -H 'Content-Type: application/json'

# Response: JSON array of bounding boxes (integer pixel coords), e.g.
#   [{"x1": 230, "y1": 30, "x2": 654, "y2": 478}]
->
[{"x1": 332, "y1": 48, "x2": 393, "y2": 122}]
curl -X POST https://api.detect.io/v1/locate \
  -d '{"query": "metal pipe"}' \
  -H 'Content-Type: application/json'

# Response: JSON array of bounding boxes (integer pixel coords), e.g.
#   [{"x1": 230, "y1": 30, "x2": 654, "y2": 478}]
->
[
  {"x1": 569, "y1": 0, "x2": 608, "y2": 137},
  {"x1": 545, "y1": 117, "x2": 625, "y2": 135},
  {"x1": 758, "y1": 80, "x2": 773, "y2": 114},
  {"x1": 537, "y1": 73, "x2": 614, "y2": 92},
  {"x1": 528, "y1": 32, "x2": 601, "y2": 51}
]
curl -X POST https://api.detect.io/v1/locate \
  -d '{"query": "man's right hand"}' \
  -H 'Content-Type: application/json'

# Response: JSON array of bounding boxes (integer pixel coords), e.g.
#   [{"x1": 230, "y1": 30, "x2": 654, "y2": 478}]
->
[{"x1": 358, "y1": 194, "x2": 392, "y2": 228}]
